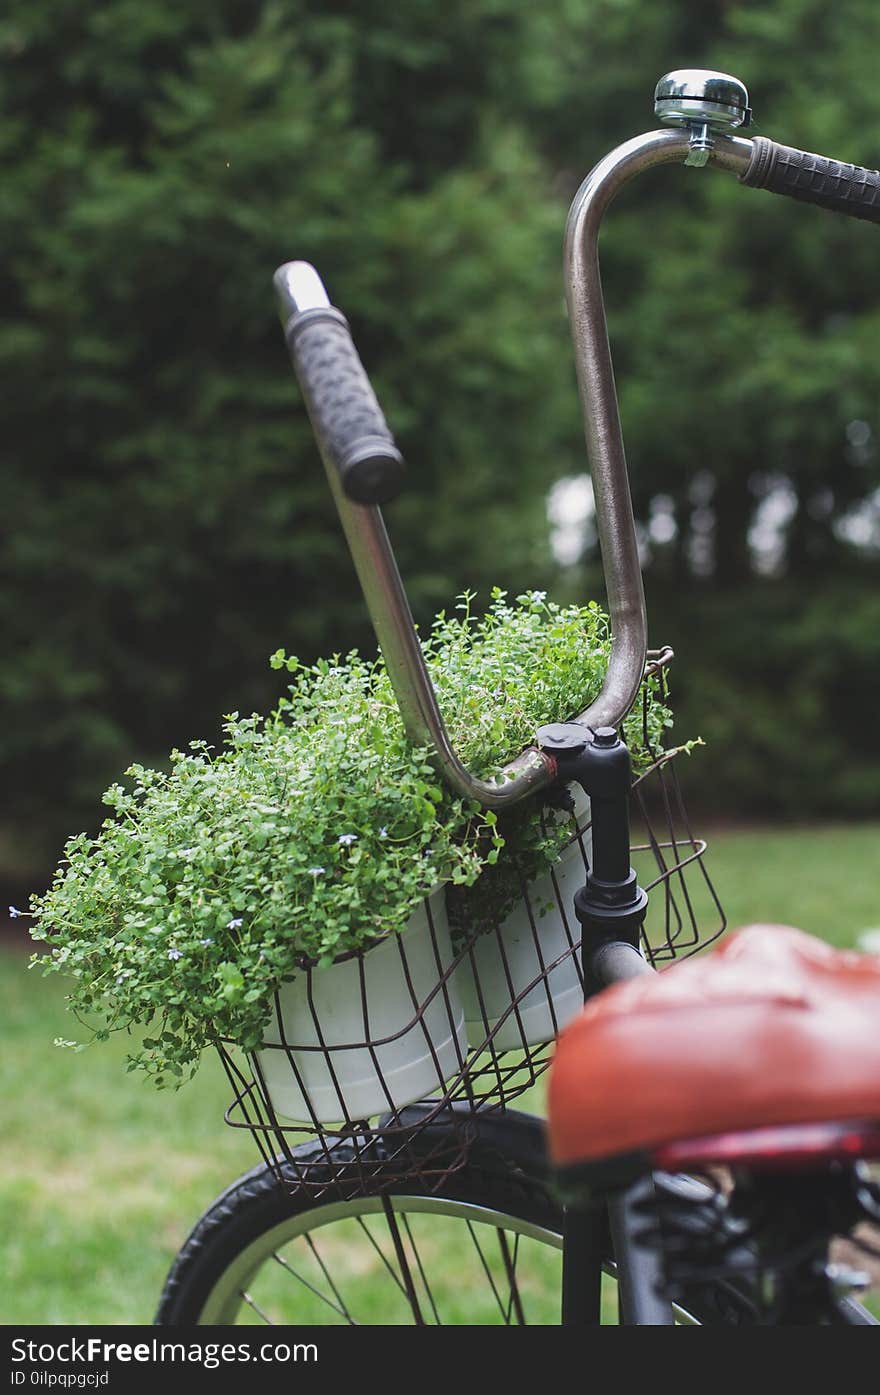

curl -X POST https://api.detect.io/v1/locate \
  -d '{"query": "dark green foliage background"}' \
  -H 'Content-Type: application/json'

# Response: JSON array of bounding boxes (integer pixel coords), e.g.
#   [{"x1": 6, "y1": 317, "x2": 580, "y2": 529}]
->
[{"x1": 2, "y1": 0, "x2": 879, "y2": 885}]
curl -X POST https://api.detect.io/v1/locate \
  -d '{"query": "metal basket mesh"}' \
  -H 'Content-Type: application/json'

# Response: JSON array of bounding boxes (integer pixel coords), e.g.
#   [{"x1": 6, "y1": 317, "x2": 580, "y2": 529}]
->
[{"x1": 218, "y1": 648, "x2": 726, "y2": 1199}]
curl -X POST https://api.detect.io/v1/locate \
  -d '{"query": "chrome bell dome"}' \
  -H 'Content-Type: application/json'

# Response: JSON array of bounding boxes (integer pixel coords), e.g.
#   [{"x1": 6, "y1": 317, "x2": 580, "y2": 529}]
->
[{"x1": 654, "y1": 69, "x2": 751, "y2": 130}]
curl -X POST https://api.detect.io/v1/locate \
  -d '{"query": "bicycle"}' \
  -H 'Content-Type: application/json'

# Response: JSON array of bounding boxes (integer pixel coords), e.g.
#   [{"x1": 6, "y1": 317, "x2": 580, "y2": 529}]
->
[{"x1": 155, "y1": 70, "x2": 880, "y2": 1327}]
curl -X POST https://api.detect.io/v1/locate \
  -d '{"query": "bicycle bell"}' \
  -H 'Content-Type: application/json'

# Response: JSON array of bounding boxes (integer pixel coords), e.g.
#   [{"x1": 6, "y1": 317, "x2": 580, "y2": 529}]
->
[{"x1": 654, "y1": 69, "x2": 751, "y2": 165}]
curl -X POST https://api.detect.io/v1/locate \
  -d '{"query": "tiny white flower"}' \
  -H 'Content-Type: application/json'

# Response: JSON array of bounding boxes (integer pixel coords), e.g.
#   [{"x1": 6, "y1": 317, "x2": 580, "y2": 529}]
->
[
  {"x1": 532, "y1": 590, "x2": 547, "y2": 602},
  {"x1": 379, "y1": 827, "x2": 388, "y2": 839},
  {"x1": 337, "y1": 833, "x2": 358, "y2": 846},
  {"x1": 167, "y1": 947, "x2": 183, "y2": 961},
  {"x1": 226, "y1": 918, "x2": 243, "y2": 930},
  {"x1": 308, "y1": 866, "x2": 326, "y2": 876},
  {"x1": 8, "y1": 906, "x2": 23, "y2": 919},
  {"x1": 200, "y1": 937, "x2": 215, "y2": 946}
]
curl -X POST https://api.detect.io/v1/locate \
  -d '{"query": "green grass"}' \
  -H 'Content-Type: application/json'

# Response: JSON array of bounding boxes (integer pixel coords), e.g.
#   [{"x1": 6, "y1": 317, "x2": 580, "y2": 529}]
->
[
  {"x1": 683, "y1": 821, "x2": 880, "y2": 945},
  {"x1": 0, "y1": 951, "x2": 256, "y2": 1324},
  {"x1": 2, "y1": 820, "x2": 878, "y2": 1325}
]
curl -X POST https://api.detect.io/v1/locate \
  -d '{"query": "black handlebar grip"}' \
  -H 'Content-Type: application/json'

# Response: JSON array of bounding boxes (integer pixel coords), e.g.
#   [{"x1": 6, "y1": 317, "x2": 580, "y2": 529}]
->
[
  {"x1": 740, "y1": 136, "x2": 880, "y2": 225},
  {"x1": 286, "y1": 305, "x2": 405, "y2": 507}
]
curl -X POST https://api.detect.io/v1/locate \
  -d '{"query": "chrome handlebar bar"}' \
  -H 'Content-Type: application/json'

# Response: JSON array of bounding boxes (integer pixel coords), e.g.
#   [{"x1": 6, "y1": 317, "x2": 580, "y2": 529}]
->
[{"x1": 563, "y1": 127, "x2": 753, "y2": 734}]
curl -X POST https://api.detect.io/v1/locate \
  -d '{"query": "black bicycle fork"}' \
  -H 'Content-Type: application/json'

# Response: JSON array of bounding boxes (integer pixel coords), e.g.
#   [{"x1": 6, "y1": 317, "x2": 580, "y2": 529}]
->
[{"x1": 536, "y1": 719, "x2": 674, "y2": 1325}]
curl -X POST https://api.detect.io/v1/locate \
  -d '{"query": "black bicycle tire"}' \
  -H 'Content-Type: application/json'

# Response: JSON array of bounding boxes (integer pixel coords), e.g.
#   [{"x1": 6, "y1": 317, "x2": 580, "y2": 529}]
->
[
  {"x1": 155, "y1": 1152, "x2": 565, "y2": 1326},
  {"x1": 154, "y1": 1151, "x2": 764, "y2": 1325}
]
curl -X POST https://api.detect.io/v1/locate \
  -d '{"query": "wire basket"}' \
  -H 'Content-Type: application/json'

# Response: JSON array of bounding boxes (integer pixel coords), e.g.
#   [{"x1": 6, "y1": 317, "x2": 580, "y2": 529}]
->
[{"x1": 218, "y1": 648, "x2": 726, "y2": 1199}]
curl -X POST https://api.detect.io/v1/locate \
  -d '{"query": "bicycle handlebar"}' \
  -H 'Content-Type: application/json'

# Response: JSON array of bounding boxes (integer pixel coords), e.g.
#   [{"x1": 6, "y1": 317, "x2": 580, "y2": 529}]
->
[
  {"x1": 275, "y1": 261, "x2": 556, "y2": 810},
  {"x1": 276, "y1": 72, "x2": 876, "y2": 809},
  {"x1": 562, "y1": 126, "x2": 754, "y2": 733},
  {"x1": 563, "y1": 114, "x2": 877, "y2": 737},
  {"x1": 740, "y1": 137, "x2": 880, "y2": 224},
  {"x1": 276, "y1": 263, "x2": 406, "y2": 506}
]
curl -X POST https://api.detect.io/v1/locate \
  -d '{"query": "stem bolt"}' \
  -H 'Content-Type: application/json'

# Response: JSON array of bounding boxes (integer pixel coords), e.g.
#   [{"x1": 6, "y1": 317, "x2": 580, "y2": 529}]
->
[
  {"x1": 536, "y1": 722, "x2": 590, "y2": 755},
  {"x1": 592, "y1": 726, "x2": 619, "y2": 748}
]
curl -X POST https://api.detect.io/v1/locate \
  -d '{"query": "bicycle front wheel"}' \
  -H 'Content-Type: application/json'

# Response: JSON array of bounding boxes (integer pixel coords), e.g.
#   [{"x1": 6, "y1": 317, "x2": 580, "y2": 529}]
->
[
  {"x1": 156, "y1": 1149, "x2": 567, "y2": 1326},
  {"x1": 155, "y1": 1130, "x2": 763, "y2": 1326}
]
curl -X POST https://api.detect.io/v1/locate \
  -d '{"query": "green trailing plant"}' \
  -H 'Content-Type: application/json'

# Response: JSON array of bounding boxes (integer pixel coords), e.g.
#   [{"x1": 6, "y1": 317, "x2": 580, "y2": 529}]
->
[{"x1": 30, "y1": 590, "x2": 683, "y2": 1086}]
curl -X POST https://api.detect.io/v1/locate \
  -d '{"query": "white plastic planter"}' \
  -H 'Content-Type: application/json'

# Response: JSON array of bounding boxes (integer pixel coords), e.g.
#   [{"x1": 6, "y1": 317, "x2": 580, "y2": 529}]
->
[
  {"x1": 459, "y1": 783, "x2": 591, "y2": 1051},
  {"x1": 254, "y1": 887, "x2": 466, "y2": 1124}
]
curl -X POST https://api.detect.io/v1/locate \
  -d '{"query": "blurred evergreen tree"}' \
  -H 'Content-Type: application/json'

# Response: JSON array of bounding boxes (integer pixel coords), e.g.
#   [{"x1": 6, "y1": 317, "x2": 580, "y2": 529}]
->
[
  {"x1": 0, "y1": 1, "x2": 576, "y2": 873},
  {"x1": 1, "y1": 0, "x2": 879, "y2": 879}
]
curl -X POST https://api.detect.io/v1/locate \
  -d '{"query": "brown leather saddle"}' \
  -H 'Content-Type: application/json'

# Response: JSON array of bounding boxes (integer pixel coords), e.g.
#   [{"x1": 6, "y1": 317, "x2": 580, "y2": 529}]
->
[{"x1": 548, "y1": 925, "x2": 880, "y2": 1180}]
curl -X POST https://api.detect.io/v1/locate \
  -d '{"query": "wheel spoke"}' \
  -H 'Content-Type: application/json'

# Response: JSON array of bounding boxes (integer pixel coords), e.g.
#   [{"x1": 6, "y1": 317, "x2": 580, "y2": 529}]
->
[
  {"x1": 382, "y1": 1197, "x2": 426, "y2": 1325},
  {"x1": 465, "y1": 1220, "x2": 510, "y2": 1322},
  {"x1": 355, "y1": 1215, "x2": 409, "y2": 1298},
  {"x1": 401, "y1": 1212, "x2": 442, "y2": 1325},
  {"x1": 302, "y1": 1233, "x2": 358, "y2": 1323},
  {"x1": 239, "y1": 1290, "x2": 273, "y2": 1324},
  {"x1": 269, "y1": 1245, "x2": 356, "y2": 1324},
  {"x1": 499, "y1": 1230, "x2": 526, "y2": 1325}
]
